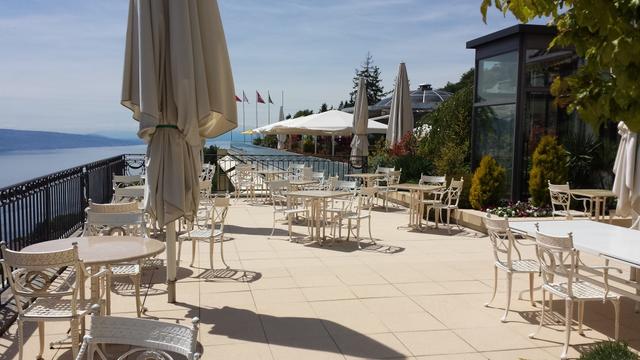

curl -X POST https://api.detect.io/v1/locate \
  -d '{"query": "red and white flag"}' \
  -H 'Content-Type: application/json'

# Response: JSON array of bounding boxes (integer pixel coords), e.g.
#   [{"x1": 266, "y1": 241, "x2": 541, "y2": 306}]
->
[
  {"x1": 256, "y1": 91, "x2": 265, "y2": 104},
  {"x1": 235, "y1": 94, "x2": 242, "y2": 102},
  {"x1": 242, "y1": 91, "x2": 250, "y2": 103}
]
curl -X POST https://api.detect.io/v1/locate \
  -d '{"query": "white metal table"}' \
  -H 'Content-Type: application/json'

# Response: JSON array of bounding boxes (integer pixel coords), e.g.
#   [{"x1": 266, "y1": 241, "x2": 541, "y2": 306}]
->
[
  {"x1": 394, "y1": 183, "x2": 443, "y2": 229},
  {"x1": 510, "y1": 220, "x2": 640, "y2": 303},
  {"x1": 345, "y1": 173, "x2": 385, "y2": 187},
  {"x1": 571, "y1": 189, "x2": 617, "y2": 221}
]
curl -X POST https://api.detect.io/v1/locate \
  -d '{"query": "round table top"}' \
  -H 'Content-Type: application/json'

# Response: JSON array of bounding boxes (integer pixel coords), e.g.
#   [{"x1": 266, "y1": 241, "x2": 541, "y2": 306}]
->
[{"x1": 22, "y1": 236, "x2": 165, "y2": 266}]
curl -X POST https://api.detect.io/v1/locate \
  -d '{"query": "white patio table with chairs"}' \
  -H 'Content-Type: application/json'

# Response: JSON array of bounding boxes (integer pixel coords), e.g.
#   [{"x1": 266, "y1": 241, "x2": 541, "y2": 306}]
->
[
  {"x1": 345, "y1": 172, "x2": 385, "y2": 187},
  {"x1": 509, "y1": 219, "x2": 640, "y2": 359},
  {"x1": 393, "y1": 183, "x2": 444, "y2": 230},
  {"x1": 570, "y1": 188, "x2": 618, "y2": 221},
  {"x1": 283, "y1": 190, "x2": 351, "y2": 244}
]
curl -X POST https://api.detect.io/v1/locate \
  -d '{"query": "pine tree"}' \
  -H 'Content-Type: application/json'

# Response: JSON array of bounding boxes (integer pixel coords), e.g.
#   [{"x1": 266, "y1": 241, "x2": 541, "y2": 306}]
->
[
  {"x1": 348, "y1": 52, "x2": 386, "y2": 107},
  {"x1": 319, "y1": 103, "x2": 328, "y2": 113},
  {"x1": 338, "y1": 101, "x2": 344, "y2": 110}
]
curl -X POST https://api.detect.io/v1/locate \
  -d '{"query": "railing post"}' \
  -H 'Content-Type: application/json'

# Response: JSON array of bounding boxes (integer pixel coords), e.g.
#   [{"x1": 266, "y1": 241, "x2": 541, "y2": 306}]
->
[
  {"x1": 44, "y1": 181, "x2": 51, "y2": 241},
  {"x1": 81, "y1": 167, "x2": 89, "y2": 222}
]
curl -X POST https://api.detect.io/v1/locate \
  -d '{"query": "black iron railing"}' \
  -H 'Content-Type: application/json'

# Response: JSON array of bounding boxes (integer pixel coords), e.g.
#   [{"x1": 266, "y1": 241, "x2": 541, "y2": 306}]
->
[
  {"x1": 0, "y1": 155, "x2": 137, "y2": 301},
  {"x1": 206, "y1": 153, "x2": 368, "y2": 193}
]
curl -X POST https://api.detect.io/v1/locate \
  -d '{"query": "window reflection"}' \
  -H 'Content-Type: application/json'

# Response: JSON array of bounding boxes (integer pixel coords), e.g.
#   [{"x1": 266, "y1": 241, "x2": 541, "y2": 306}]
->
[{"x1": 476, "y1": 52, "x2": 518, "y2": 104}]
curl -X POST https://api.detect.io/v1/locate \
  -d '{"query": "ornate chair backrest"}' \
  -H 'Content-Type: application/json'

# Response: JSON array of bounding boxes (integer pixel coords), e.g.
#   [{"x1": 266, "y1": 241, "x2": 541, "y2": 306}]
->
[
  {"x1": 535, "y1": 230, "x2": 577, "y2": 297},
  {"x1": 445, "y1": 178, "x2": 464, "y2": 207},
  {"x1": 199, "y1": 180, "x2": 212, "y2": 201},
  {"x1": 83, "y1": 305, "x2": 200, "y2": 360},
  {"x1": 0, "y1": 242, "x2": 82, "y2": 316},
  {"x1": 325, "y1": 176, "x2": 339, "y2": 191},
  {"x1": 358, "y1": 187, "x2": 377, "y2": 214},
  {"x1": 89, "y1": 200, "x2": 138, "y2": 213},
  {"x1": 112, "y1": 175, "x2": 143, "y2": 190},
  {"x1": 375, "y1": 166, "x2": 394, "y2": 174},
  {"x1": 301, "y1": 167, "x2": 313, "y2": 181},
  {"x1": 482, "y1": 215, "x2": 518, "y2": 269},
  {"x1": 312, "y1": 171, "x2": 325, "y2": 186},
  {"x1": 84, "y1": 211, "x2": 148, "y2": 238},
  {"x1": 548, "y1": 181, "x2": 572, "y2": 213},
  {"x1": 336, "y1": 180, "x2": 358, "y2": 192},
  {"x1": 210, "y1": 195, "x2": 231, "y2": 237},
  {"x1": 268, "y1": 180, "x2": 290, "y2": 211},
  {"x1": 419, "y1": 174, "x2": 447, "y2": 186},
  {"x1": 200, "y1": 163, "x2": 215, "y2": 181},
  {"x1": 236, "y1": 164, "x2": 255, "y2": 183},
  {"x1": 386, "y1": 170, "x2": 402, "y2": 186}
]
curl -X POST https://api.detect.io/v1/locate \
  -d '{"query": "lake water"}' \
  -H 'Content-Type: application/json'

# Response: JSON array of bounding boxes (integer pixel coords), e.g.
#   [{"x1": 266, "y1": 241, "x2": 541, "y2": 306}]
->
[{"x1": 0, "y1": 139, "x2": 241, "y2": 188}]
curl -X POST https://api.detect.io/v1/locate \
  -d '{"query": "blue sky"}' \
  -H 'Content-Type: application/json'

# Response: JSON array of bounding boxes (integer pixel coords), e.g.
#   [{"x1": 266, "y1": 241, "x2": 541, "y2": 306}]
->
[{"x1": 0, "y1": 0, "x2": 545, "y2": 138}]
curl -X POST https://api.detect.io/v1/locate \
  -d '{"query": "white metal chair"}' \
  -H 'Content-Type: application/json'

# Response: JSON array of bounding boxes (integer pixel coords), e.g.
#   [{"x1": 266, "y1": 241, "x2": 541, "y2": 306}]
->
[
  {"x1": 83, "y1": 205, "x2": 148, "y2": 317},
  {"x1": 234, "y1": 164, "x2": 256, "y2": 202},
  {"x1": 530, "y1": 229, "x2": 622, "y2": 360},
  {"x1": 375, "y1": 166, "x2": 395, "y2": 175},
  {"x1": 199, "y1": 163, "x2": 215, "y2": 181},
  {"x1": 482, "y1": 215, "x2": 539, "y2": 322},
  {"x1": 288, "y1": 163, "x2": 306, "y2": 180},
  {"x1": 548, "y1": 181, "x2": 589, "y2": 219},
  {"x1": 329, "y1": 187, "x2": 376, "y2": 248},
  {"x1": 268, "y1": 180, "x2": 310, "y2": 241},
  {"x1": 418, "y1": 174, "x2": 447, "y2": 203},
  {"x1": 77, "y1": 305, "x2": 200, "y2": 360},
  {"x1": 424, "y1": 178, "x2": 464, "y2": 233},
  {"x1": 0, "y1": 242, "x2": 108, "y2": 360},
  {"x1": 374, "y1": 169, "x2": 402, "y2": 211},
  {"x1": 325, "y1": 176, "x2": 339, "y2": 191},
  {"x1": 178, "y1": 195, "x2": 230, "y2": 270}
]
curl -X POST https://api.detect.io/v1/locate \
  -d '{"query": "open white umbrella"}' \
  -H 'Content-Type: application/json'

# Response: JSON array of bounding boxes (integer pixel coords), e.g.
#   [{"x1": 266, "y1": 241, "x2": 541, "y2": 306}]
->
[
  {"x1": 277, "y1": 106, "x2": 287, "y2": 150},
  {"x1": 350, "y1": 77, "x2": 369, "y2": 158},
  {"x1": 612, "y1": 121, "x2": 640, "y2": 229},
  {"x1": 386, "y1": 63, "x2": 414, "y2": 146},
  {"x1": 122, "y1": 0, "x2": 236, "y2": 302}
]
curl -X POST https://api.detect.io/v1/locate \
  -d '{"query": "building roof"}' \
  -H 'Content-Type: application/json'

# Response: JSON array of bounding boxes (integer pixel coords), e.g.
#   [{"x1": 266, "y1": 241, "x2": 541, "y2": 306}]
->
[
  {"x1": 372, "y1": 84, "x2": 452, "y2": 112},
  {"x1": 466, "y1": 24, "x2": 557, "y2": 49}
]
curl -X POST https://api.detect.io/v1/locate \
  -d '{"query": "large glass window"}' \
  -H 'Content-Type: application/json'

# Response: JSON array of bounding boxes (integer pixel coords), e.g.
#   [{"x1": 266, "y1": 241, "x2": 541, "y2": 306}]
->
[
  {"x1": 525, "y1": 49, "x2": 579, "y2": 88},
  {"x1": 473, "y1": 104, "x2": 516, "y2": 192},
  {"x1": 476, "y1": 51, "x2": 518, "y2": 104}
]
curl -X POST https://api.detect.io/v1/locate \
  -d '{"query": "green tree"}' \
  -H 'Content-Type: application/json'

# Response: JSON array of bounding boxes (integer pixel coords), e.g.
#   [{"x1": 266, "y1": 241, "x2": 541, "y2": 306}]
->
[
  {"x1": 480, "y1": 0, "x2": 640, "y2": 132},
  {"x1": 348, "y1": 52, "x2": 386, "y2": 106},
  {"x1": 293, "y1": 109, "x2": 313, "y2": 118},
  {"x1": 441, "y1": 68, "x2": 475, "y2": 94},
  {"x1": 319, "y1": 103, "x2": 329, "y2": 113},
  {"x1": 469, "y1": 155, "x2": 506, "y2": 210},
  {"x1": 528, "y1": 135, "x2": 568, "y2": 206}
]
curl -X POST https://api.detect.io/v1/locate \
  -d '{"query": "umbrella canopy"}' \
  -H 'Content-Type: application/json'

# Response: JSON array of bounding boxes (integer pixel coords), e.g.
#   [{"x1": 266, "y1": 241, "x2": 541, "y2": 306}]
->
[
  {"x1": 612, "y1": 121, "x2": 640, "y2": 229},
  {"x1": 251, "y1": 110, "x2": 386, "y2": 136},
  {"x1": 386, "y1": 63, "x2": 414, "y2": 146},
  {"x1": 350, "y1": 77, "x2": 369, "y2": 157},
  {"x1": 121, "y1": 0, "x2": 236, "y2": 301},
  {"x1": 277, "y1": 106, "x2": 287, "y2": 150}
]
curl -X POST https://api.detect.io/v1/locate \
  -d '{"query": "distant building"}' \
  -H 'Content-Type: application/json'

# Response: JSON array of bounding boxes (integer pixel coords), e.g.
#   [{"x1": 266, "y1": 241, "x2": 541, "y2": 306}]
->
[{"x1": 344, "y1": 83, "x2": 451, "y2": 127}]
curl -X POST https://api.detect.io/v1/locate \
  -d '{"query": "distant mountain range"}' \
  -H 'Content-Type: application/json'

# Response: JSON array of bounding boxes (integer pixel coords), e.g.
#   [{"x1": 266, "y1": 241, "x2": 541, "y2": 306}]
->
[{"x1": 0, "y1": 129, "x2": 142, "y2": 152}]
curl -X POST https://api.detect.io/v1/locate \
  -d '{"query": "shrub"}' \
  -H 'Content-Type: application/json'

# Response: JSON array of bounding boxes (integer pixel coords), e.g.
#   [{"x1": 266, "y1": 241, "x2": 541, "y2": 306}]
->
[
  {"x1": 469, "y1": 155, "x2": 506, "y2": 210},
  {"x1": 579, "y1": 341, "x2": 638, "y2": 360},
  {"x1": 302, "y1": 136, "x2": 314, "y2": 153},
  {"x1": 528, "y1": 135, "x2": 568, "y2": 206}
]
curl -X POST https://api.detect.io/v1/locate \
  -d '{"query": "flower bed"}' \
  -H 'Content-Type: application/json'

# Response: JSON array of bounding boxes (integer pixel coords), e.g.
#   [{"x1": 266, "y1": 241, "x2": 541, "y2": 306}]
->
[{"x1": 485, "y1": 201, "x2": 552, "y2": 218}]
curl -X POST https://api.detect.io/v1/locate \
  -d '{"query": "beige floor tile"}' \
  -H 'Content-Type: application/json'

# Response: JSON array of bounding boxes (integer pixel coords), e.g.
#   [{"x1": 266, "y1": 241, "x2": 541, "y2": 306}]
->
[
  {"x1": 269, "y1": 336, "x2": 346, "y2": 360},
  {"x1": 377, "y1": 312, "x2": 446, "y2": 332},
  {"x1": 302, "y1": 285, "x2": 357, "y2": 301},
  {"x1": 250, "y1": 276, "x2": 299, "y2": 290},
  {"x1": 334, "y1": 332, "x2": 412, "y2": 360},
  {"x1": 394, "y1": 282, "x2": 449, "y2": 296},
  {"x1": 203, "y1": 342, "x2": 274, "y2": 360},
  {"x1": 482, "y1": 348, "x2": 556, "y2": 360},
  {"x1": 252, "y1": 288, "x2": 306, "y2": 305},
  {"x1": 351, "y1": 284, "x2": 404, "y2": 298},
  {"x1": 395, "y1": 330, "x2": 475, "y2": 356},
  {"x1": 412, "y1": 295, "x2": 498, "y2": 329},
  {"x1": 438, "y1": 280, "x2": 492, "y2": 294},
  {"x1": 416, "y1": 354, "x2": 487, "y2": 360},
  {"x1": 360, "y1": 297, "x2": 424, "y2": 314},
  {"x1": 453, "y1": 326, "x2": 539, "y2": 352}
]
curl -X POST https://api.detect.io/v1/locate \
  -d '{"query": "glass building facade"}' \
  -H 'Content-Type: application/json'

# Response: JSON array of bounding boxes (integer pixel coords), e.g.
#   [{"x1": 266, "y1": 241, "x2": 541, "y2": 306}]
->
[{"x1": 467, "y1": 25, "x2": 591, "y2": 200}]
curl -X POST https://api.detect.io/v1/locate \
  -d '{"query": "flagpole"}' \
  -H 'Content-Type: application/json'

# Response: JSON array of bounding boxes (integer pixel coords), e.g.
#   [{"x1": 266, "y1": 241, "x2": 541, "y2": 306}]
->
[
  {"x1": 268, "y1": 91, "x2": 271, "y2": 125},
  {"x1": 243, "y1": 92, "x2": 246, "y2": 143},
  {"x1": 255, "y1": 93, "x2": 258, "y2": 142}
]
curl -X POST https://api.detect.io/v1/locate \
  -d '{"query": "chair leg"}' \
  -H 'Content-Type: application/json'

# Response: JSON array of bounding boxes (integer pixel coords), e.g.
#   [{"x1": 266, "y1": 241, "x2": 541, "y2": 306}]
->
[
  {"x1": 368, "y1": 216, "x2": 374, "y2": 243},
  {"x1": 133, "y1": 274, "x2": 142, "y2": 317},
  {"x1": 106, "y1": 271, "x2": 112, "y2": 316},
  {"x1": 288, "y1": 214, "x2": 294, "y2": 242},
  {"x1": 177, "y1": 237, "x2": 183, "y2": 266},
  {"x1": 501, "y1": 272, "x2": 512, "y2": 322},
  {"x1": 530, "y1": 289, "x2": 545, "y2": 339},
  {"x1": 38, "y1": 321, "x2": 45, "y2": 359},
  {"x1": 560, "y1": 300, "x2": 573, "y2": 360},
  {"x1": 271, "y1": 213, "x2": 276, "y2": 236},
  {"x1": 356, "y1": 218, "x2": 362, "y2": 249},
  {"x1": 529, "y1": 272, "x2": 535, "y2": 307},
  {"x1": 71, "y1": 318, "x2": 80, "y2": 360},
  {"x1": 485, "y1": 265, "x2": 498, "y2": 307},
  {"x1": 578, "y1": 301, "x2": 584, "y2": 335},
  {"x1": 219, "y1": 233, "x2": 229, "y2": 269},
  {"x1": 190, "y1": 236, "x2": 197, "y2": 267},
  {"x1": 209, "y1": 236, "x2": 215, "y2": 270},
  {"x1": 18, "y1": 319, "x2": 24, "y2": 360},
  {"x1": 446, "y1": 209, "x2": 452, "y2": 234},
  {"x1": 613, "y1": 299, "x2": 620, "y2": 340}
]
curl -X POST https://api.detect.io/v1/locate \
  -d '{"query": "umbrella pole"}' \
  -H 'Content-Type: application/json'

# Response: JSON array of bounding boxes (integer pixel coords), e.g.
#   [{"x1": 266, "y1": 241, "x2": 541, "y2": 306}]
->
[
  {"x1": 331, "y1": 135, "x2": 335, "y2": 156},
  {"x1": 166, "y1": 220, "x2": 177, "y2": 303}
]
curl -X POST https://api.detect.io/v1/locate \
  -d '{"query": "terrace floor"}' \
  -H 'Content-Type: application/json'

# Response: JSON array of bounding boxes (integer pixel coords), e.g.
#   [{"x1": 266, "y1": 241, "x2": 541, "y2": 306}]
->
[{"x1": 2, "y1": 199, "x2": 640, "y2": 359}]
